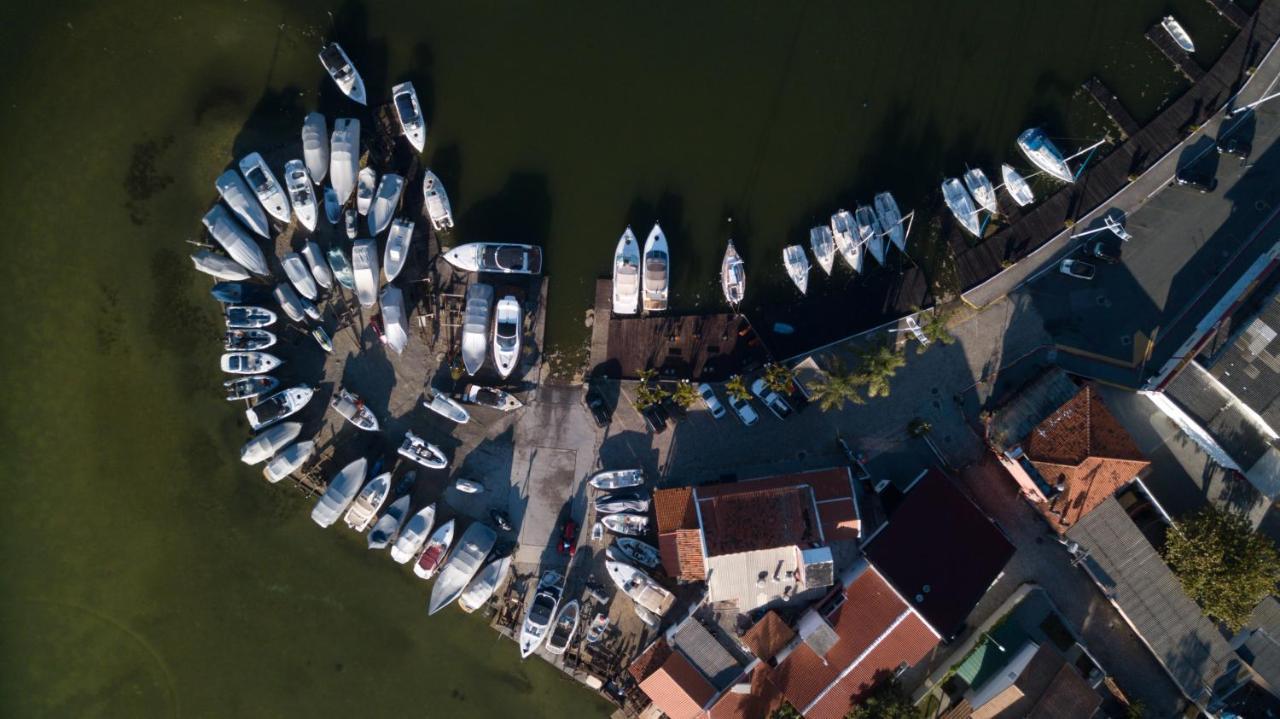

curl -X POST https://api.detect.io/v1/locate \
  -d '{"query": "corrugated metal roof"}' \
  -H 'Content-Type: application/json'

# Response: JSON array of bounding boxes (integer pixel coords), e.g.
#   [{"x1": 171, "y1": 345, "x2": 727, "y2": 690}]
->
[
  {"x1": 1206, "y1": 287, "x2": 1280, "y2": 432},
  {"x1": 670, "y1": 618, "x2": 743, "y2": 690}
]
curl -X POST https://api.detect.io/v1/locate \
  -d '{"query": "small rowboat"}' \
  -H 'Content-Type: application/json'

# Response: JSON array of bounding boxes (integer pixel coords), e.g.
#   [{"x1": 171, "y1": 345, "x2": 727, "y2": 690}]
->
[
  {"x1": 391, "y1": 503, "x2": 436, "y2": 564},
  {"x1": 330, "y1": 387, "x2": 379, "y2": 431},
  {"x1": 809, "y1": 225, "x2": 835, "y2": 275},
  {"x1": 413, "y1": 519, "x2": 456, "y2": 580},
  {"x1": 344, "y1": 472, "x2": 390, "y2": 532},
  {"x1": 1162, "y1": 15, "x2": 1195, "y2": 53},
  {"x1": 588, "y1": 469, "x2": 644, "y2": 491},
  {"x1": 224, "y1": 375, "x2": 278, "y2": 401},
  {"x1": 720, "y1": 240, "x2": 745, "y2": 309},
  {"x1": 783, "y1": 244, "x2": 810, "y2": 295},
  {"x1": 1001, "y1": 164, "x2": 1035, "y2": 207},
  {"x1": 601, "y1": 513, "x2": 649, "y2": 536},
  {"x1": 422, "y1": 387, "x2": 470, "y2": 424},
  {"x1": 544, "y1": 600, "x2": 579, "y2": 656},
  {"x1": 609, "y1": 537, "x2": 661, "y2": 569}
]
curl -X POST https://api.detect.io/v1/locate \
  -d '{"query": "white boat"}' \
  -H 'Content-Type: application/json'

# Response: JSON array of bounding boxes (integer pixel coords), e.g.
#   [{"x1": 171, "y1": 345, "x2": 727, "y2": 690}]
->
[
  {"x1": 301, "y1": 112, "x2": 328, "y2": 184},
  {"x1": 422, "y1": 388, "x2": 470, "y2": 424},
  {"x1": 327, "y1": 246, "x2": 355, "y2": 290},
  {"x1": 311, "y1": 457, "x2": 367, "y2": 529},
  {"x1": 356, "y1": 167, "x2": 377, "y2": 216},
  {"x1": 225, "y1": 329, "x2": 276, "y2": 351},
  {"x1": 262, "y1": 440, "x2": 314, "y2": 483},
  {"x1": 458, "y1": 555, "x2": 512, "y2": 613},
  {"x1": 1163, "y1": 15, "x2": 1195, "y2": 53},
  {"x1": 519, "y1": 571, "x2": 564, "y2": 658},
  {"x1": 312, "y1": 326, "x2": 333, "y2": 353},
  {"x1": 544, "y1": 600, "x2": 579, "y2": 656},
  {"x1": 238, "y1": 153, "x2": 291, "y2": 224},
  {"x1": 462, "y1": 384, "x2": 523, "y2": 411},
  {"x1": 201, "y1": 205, "x2": 269, "y2": 277},
  {"x1": 588, "y1": 469, "x2": 644, "y2": 491},
  {"x1": 344, "y1": 472, "x2": 391, "y2": 531},
  {"x1": 226, "y1": 305, "x2": 276, "y2": 329},
  {"x1": 330, "y1": 118, "x2": 360, "y2": 202},
  {"x1": 942, "y1": 178, "x2": 982, "y2": 237},
  {"x1": 351, "y1": 239, "x2": 379, "y2": 308},
  {"x1": 601, "y1": 513, "x2": 648, "y2": 536},
  {"x1": 391, "y1": 81, "x2": 427, "y2": 151},
  {"x1": 782, "y1": 244, "x2": 810, "y2": 295},
  {"x1": 220, "y1": 351, "x2": 281, "y2": 375},
  {"x1": 462, "y1": 283, "x2": 494, "y2": 375},
  {"x1": 1016, "y1": 128, "x2": 1073, "y2": 184},
  {"x1": 595, "y1": 492, "x2": 651, "y2": 514},
  {"x1": 413, "y1": 518, "x2": 456, "y2": 579},
  {"x1": 428, "y1": 522, "x2": 498, "y2": 615},
  {"x1": 368, "y1": 494, "x2": 411, "y2": 549},
  {"x1": 368, "y1": 174, "x2": 404, "y2": 237},
  {"x1": 299, "y1": 294, "x2": 321, "y2": 322},
  {"x1": 720, "y1": 240, "x2": 745, "y2": 308},
  {"x1": 874, "y1": 192, "x2": 908, "y2": 254},
  {"x1": 318, "y1": 42, "x2": 366, "y2": 105},
  {"x1": 214, "y1": 169, "x2": 271, "y2": 239},
  {"x1": 830, "y1": 210, "x2": 862, "y2": 273},
  {"x1": 1001, "y1": 164, "x2": 1035, "y2": 207},
  {"x1": 245, "y1": 385, "x2": 313, "y2": 431},
  {"x1": 397, "y1": 430, "x2": 447, "y2": 469},
  {"x1": 281, "y1": 253, "x2": 319, "y2": 300},
  {"x1": 443, "y1": 243, "x2": 543, "y2": 275},
  {"x1": 323, "y1": 186, "x2": 341, "y2": 225},
  {"x1": 605, "y1": 560, "x2": 674, "y2": 617},
  {"x1": 283, "y1": 160, "x2": 318, "y2": 231},
  {"x1": 383, "y1": 218, "x2": 414, "y2": 282},
  {"x1": 273, "y1": 283, "x2": 306, "y2": 323},
  {"x1": 454, "y1": 478, "x2": 485, "y2": 494},
  {"x1": 963, "y1": 167, "x2": 999, "y2": 215},
  {"x1": 224, "y1": 375, "x2": 278, "y2": 401},
  {"x1": 612, "y1": 537, "x2": 660, "y2": 569},
  {"x1": 380, "y1": 285, "x2": 410, "y2": 354},
  {"x1": 421, "y1": 170, "x2": 454, "y2": 231},
  {"x1": 301, "y1": 241, "x2": 334, "y2": 290},
  {"x1": 492, "y1": 295, "x2": 522, "y2": 378},
  {"x1": 809, "y1": 225, "x2": 835, "y2": 275},
  {"x1": 855, "y1": 205, "x2": 884, "y2": 266},
  {"x1": 584, "y1": 613, "x2": 609, "y2": 644},
  {"x1": 642, "y1": 223, "x2": 669, "y2": 313},
  {"x1": 344, "y1": 207, "x2": 357, "y2": 239},
  {"x1": 391, "y1": 503, "x2": 436, "y2": 564},
  {"x1": 330, "y1": 387, "x2": 379, "y2": 431},
  {"x1": 239, "y1": 421, "x2": 302, "y2": 465},
  {"x1": 191, "y1": 250, "x2": 250, "y2": 285}
]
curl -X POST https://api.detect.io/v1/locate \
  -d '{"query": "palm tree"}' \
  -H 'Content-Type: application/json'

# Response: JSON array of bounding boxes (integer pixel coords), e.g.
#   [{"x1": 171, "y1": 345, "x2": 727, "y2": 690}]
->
[
  {"x1": 762, "y1": 362, "x2": 796, "y2": 395},
  {"x1": 725, "y1": 374, "x2": 751, "y2": 402},
  {"x1": 809, "y1": 357, "x2": 864, "y2": 412},
  {"x1": 855, "y1": 343, "x2": 905, "y2": 398},
  {"x1": 671, "y1": 380, "x2": 700, "y2": 409},
  {"x1": 633, "y1": 368, "x2": 669, "y2": 410}
]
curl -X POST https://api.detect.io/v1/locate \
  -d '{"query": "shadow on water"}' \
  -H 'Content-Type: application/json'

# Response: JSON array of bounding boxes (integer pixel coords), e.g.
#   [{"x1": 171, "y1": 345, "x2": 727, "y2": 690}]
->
[
  {"x1": 319, "y1": 0, "x2": 389, "y2": 112},
  {"x1": 427, "y1": 143, "x2": 464, "y2": 214},
  {"x1": 229, "y1": 85, "x2": 307, "y2": 161},
  {"x1": 459, "y1": 172, "x2": 553, "y2": 250}
]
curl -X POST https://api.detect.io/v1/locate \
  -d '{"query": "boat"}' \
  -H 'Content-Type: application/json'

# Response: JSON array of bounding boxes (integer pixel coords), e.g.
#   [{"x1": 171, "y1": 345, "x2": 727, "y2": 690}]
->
[
  {"x1": 239, "y1": 421, "x2": 302, "y2": 465},
  {"x1": 442, "y1": 243, "x2": 542, "y2": 275},
  {"x1": 413, "y1": 518, "x2": 457, "y2": 579},
  {"x1": 356, "y1": 167, "x2": 377, "y2": 216},
  {"x1": 191, "y1": 251, "x2": 250, "y2": 282},
  {"x1": 311, "y1": 458, "x2": 368, "y2": 528},
  {"x1": 588, "y1": 469, "x2": 644, "y2": 491},
  {"x1": 611, "y1": 537, "x2": 660, "y2": 569},
  {"x1": 380, "y1": 286, "x2": 410, "y2": 355},
  {"x1": 245, "y1": 385, "x2": 313, "y2": 431},
  {"x1": 282, "y1": 252, "x2": 319, "y2": 300},
  {"x1": 214, "y1": 169, "x2": 271, "y2": 239},
  {"x1": 330, "y1": 387, "x2": 379, "y2": 431},
  {"x1": 461, "y1": 384, "x2": 523, "y2": 411},
  {"x1": 544, "y1": 600, "x2": 579, "y2": 656},
  {"x1": 1001, "y1": 164, "x2": 1035, "y2": 207},
  {"x1": 327, "y1": 246, "x2": 355, "y2": 290},
  {"x1": 397, "y1": 430, "x2": 447, "y2": 469},
  {"x1": 963, "y1": 167, "x2": 999, "y2": 215},
  {"x1": 855, "y1": 205, "x2": 885, "y2": 266},
  {"x1": 642, "y1": 223, "x2": 669, "y2": 313},
  {"x1": 224, "y1": 375, "x2": 278, "y2": 401},
  {"x1": 454, "y1": 478, "x2": 484, "y2": 494},
  {"x1": 329, "y1": 118, "x2": 360, "y2": 202},
  {"x1": 344, "y1": 207, "x2": 357, "y2": 239},
  {"x1": 461, "y1": 282, "x2": 494, "y2": 375},
  {"x1": 312, "y1": 326, "x2": 333, "y2": 353},
  {"x1": 238, "y1": 152, "x2": 291, "y2": 224},
  {"x1": 591, "y1": 522, "x2": 604, "y2": 542},
  {"x1": 830, "y1": 210, "x2": 863, "y2": 273},
  {"x1": 301, "y1": 112, "x2": 328, "y2": 184},
  {"x1": 584, "y1": 613, "x2": 609, "y2": 644},
  {"x1": 594, "y1": 492, "x2": 650, "y2": 514},
  {"x1": 301, "y1": 241, "x2": 334, "y2": 290},
  {"x1": 809, "y1": 225, "x2": 835, "y2": 275},
  {"x1": 323, "y1": 186, "x2": 340, "y2": 225},
  {"x1": 611, "y1": 227, "x2": 641, "y2": 315},
  {"x1": 351, "y1": 239, "x2": 379, "y2": 308},
  {"x1": 211, "y1": 282, "x2": 270, "y2": 305},
  {"x1": 224, "y1": 329, "x2": 276, "y2": 351},
  {"x1": 283, "y1": 160, "x2": 318, "y2": 231},
  {"x1": 1162, "y1": 15, "x2": 1195, "y2": 53},
  {"x1": 273, "y1": 283, "x2": 306, "y2": 323},
  {"x1": 391, "y1": 503, "x2": 436, "y2": 564},
  {"x1": 344, "y1": 472, "x2": 391, "y2": 531},
  {"x1": 368, "y1": 494, "x2": 411, "y2": 550},
  {"x1": 383, "y1": 218, "x2": 414, "y2": 282},
  {"x1": 421, "y1": 170, "x2": 454, "y2": 231},
  {"x1": 492, "y1": 295, "x2": 522, "y2": 379},
  {"x1": 225, "y1": 305, "x2": 276, "y2": 329},
  {"x1": 422, "y1": 387, "x2": 470, "y2": 424},
  {"x1": 428, "y1": 522, "x2": 498, "y2": 615},
  {"x1": 601, "y1": 513, "x2": 648, "y2": 536},
  {"x1": 202, "y1": 205, "x2": 270, "y2": 277},
  {"x1": 299, "y1": 294, "x2": 321, "y2": 322},
  {"x1": 942, "y1": 178, "x2": 982, "y2": 237},
  {"x1": 458, "y1": 555, "x2": 512, "y2": 613},
  {"x1": 720, "y1": 240, "x2": 745, "y2": 308},
  {"x1": 368, "y1": 174, "x2": 404, "y2": 236},
  {"x1": 220, "y1": 351, "x2": 282, "y2": 375},
  {"x1": 1016, "y1": 128, "x2": 1073, "y2": 184},
  {"x1": 519, "y1": 571, "x2": 564, "y2": 658},
  {"x1": 605, "y1": 560, "x2": 674, "y2": 617},
  {"x1": 263, "y1": 440, "x2": 314, "y2": 483},
  {"x1": 318, "y1": 42, "x2": 366, "y2": 105},
  {"x1": 783, "y1": 244, "x2": 810, "y2": 295},
  {"x1": 391, "y1": 81, "x2": 427, "y2": 151},
  {"x1": 874, "y1": 192, "x2": 908, "y2": 254},
  {"x1": 635, "y1": 604, "x2": 661, "y2": 629}
]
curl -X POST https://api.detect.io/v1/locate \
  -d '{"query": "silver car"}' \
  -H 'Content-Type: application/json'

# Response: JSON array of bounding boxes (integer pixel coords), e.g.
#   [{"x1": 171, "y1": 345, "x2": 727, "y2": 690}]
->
[{"x1": 697, "y1": 383, "x2": 726, "y2": 419}]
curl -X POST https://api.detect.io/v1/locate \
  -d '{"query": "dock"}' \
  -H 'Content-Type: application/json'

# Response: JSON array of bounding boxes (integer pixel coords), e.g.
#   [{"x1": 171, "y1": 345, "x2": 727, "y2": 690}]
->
[
  {"x1": 1083, "y1": 76, "x2": 1141, "y2": 139},
  {"x1": 1205, "y1": 0, "x2": 1251, "y2": 28},
  {"x1": 1145, "y1": 22, "x2": 1206, "y2": 81}
]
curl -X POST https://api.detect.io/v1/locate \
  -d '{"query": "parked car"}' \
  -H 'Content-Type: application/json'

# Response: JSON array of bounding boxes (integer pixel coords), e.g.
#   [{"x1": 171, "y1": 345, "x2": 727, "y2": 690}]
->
[
  {"x1": 726, "y1": 392, "x2": 759, "y2": 426},
  {"x1": 697, "y1": 383, "x2": 726, "y2": 419},
  {"x1": 1059, "y1": 259, "x2": 1096, "y2": 280},
  {"x1": 1174, "y1": 165, "x2": 1217, "y2": 193},
  {"x1": 1217, "y1": 136, "x2": 1251, "y2": 161},
  {"x1": 558, "y1": 517, "x2": 578, "y2": 557},
  {"x1": 640, "y1": 403, "x2": 668, "y2": 434},
  {"x1": 584, "y1": 386, "x2": 611, "y2": 427},
  {"x1": 750, "y1": 378, "x2": 794, "y2": 420},
  {"x1": 1088, "y1": 241, "x2": 1121, "y2": 264}
]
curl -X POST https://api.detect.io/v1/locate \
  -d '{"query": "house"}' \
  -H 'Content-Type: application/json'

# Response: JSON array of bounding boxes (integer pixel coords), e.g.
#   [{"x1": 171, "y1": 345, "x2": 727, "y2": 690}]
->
[
  {"x1": 1230, "y1": 596, "x2": 1280, "y2": 711},
  {"x1": 628, "y1": 610, "x2": 751, "y2": 719}
]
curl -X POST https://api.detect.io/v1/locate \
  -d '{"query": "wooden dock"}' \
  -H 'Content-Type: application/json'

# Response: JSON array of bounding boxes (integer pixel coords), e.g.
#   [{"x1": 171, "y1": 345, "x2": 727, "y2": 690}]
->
[
  {"x1": 1083, "y1": 76, "x2": 1141, "y2": 138},
  {"x1": 1145, "y1": 23, "x2": 1206, "y2": 81},
  {"x1": 1205, "y1": 0, "x2": 1251, "y2": 28}
]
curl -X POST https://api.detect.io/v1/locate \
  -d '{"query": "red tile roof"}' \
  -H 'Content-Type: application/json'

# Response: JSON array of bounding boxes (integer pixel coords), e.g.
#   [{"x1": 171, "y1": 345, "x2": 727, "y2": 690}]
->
[
  {"x1": 655, "y1": 487, "x2": 698, "y2": 533},
  {"x1": 704, "y1": 663, "x2": 785, "y2": 719},
  {"x1": 804, "y1": 611, "x2": 938, "y2": 719},
  {"x1": 698, "y1": 486, "x2": 819, "y2": 556},
  {"x1": 639, "y1": 649, "x2": 717, "y2": 719},
  {"x1": 740, "y1": 611, "x2": 796, "y2": 661},
  {"x1": 629, "y1": 638, "x2": 673, "y2": 684},
  {"x1": 659, "y1": 529, "x2": 707, "y2": 580}
]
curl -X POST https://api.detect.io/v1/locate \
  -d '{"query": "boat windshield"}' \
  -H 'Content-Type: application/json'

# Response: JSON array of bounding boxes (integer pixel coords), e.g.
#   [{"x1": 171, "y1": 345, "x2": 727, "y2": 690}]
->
[
  {"x1": 497, "y1": 319, "x2": 518, "y2": 342},
  {"x1": 529, "y1": 594, "x2": 554, "y2": 626},
  {"x1": 394, "y1": 93, "x2": 418, "y2": 122},
  {"x1": 246, "y1": 167, "x2": 270, "y2": 191},
  {"x1": 491, "y1": 246, "x2": 527, "y2": 271}
]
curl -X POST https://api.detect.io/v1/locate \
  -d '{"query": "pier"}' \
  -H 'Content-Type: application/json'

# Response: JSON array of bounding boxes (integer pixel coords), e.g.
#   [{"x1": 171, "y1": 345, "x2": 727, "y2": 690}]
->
[
  {"x1": 1205, "y1": 0, "x2": 1251, "y2": 28},
  {"x1": 1145, "y1": 23, "x2": 1206, "y2": 81},
  {"x1": 1083, "y1": 76, "x2": 1141, "y2": 138}
]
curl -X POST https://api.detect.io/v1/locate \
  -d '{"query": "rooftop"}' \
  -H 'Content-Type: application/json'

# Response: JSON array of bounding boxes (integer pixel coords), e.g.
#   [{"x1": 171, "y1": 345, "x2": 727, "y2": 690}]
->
[
  {"x1": 741, "y1": 610, "x2": 796, "y2": 661},
  {"x1": 1239, "y1": 596, "x2": 1280, "y2": 701},
  {"x1": 638, "y1": 649, "x2": 717, "y2": 719},
  {"x1": 1204, "y1": 283, "x2": 1280, "y2": 432},
  {"x1": 704, "y1": 662, "x2": 785, "y2": 719}
]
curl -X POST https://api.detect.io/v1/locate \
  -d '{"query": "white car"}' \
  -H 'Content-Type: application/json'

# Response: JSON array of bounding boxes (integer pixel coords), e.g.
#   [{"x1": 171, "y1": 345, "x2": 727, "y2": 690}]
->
[
  {"x1": 726, "y1": 393, "x2": 759, "y2": 426},
  {"x1": 697, "y1": 383, "x2": 726, "y2": 420},
  {"x1": 750, "y1": 378, "x2": 794, "y2": 420}
]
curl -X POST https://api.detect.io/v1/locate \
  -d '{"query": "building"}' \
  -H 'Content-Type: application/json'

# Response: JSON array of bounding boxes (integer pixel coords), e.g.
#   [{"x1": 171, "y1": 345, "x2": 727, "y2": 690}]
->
[{"x1": 628, "y1": 611, "x2": 752, "y2": 719}]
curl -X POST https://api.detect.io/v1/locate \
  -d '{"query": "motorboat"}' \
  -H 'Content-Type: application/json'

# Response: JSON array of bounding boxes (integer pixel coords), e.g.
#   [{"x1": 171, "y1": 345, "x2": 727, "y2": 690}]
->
[
  {"x1": 443, "y1": 243, "x2": 542, "y2": 275},
  {"x1": 281, "y1": 252, "x2": 319, "y2": 300},
  {"x1": 544, "y1": 600, "x2": 579, "y2": 656},
  {"x1": 344, "y1": 207, "x2": 357, "y2": 239},
  {"x1": 380, "y1": 286, "x2": 410, "y2": 354},
  {"x1": 330, "y1": 118, "x2": 360, "y2": 202},
  {"x1": 224, "y1": 329, "x2": 276, "y2": 351},
  {"x1": 458, "y1": 555, "x2": 512, "y2": 613},
  {"x1": 283, "y1": 160, "x2": 318, "y2": 231},
  {"x1": 191, "y1": 250, "x2": 250, "y2": 281},
  {"x1": 239, "y1": 421, "x2": 302, "y2": 465},
  {"x1": 383, "y1": 218, "x2": 413, "y2": 282},
  {"x1": 428, "y1": 522, "x2": 498, "y2": 615},
  {"x1": 1016, "y1": 128, "x2": 1073, "y2": 184},
  {"x1": 492, "y1": 295, "x2": 521, "y2": 378},
  {"x1": 1162, "y1": 15, "x2": 1195, "y2": 53},
  {"x1": 611, "y1": 227, "x2": 640, "y2": 315},
  {"x1": 942, "y1": 178, "x2": 982, "y2": 237},
  {"x1": 211, "y1": 282, "x2": 270, "y2": 305},
  {"x1": 330, "y1": 387, "x2": 379, "y2": 431},
  {"x1": 809, "y1": 225, "x2": 835, "y2": 275},
  {"x1": 421, "y1": 170, "x2": 454, "y2": 231},
  {"x1": 368, "y1": 495, "x2": 411, "y2": 550},
  {"x1": 327, "y1": 246, "x2": 355, "y2": 290},
  {"x1": 783, "y1": 244, "x2": 810, "y2": 295},
  {"x1": 215, "y1": 169, "x2": 271, "y2": 239},
  {"x1": 299, "y1": 294, "x2": 321, "y2": 322},
  {"x1": 855, "y1": 205, "x2": 884, "y2": 266},
  {"x1": 874, "y1": 192, "x2": 908, "y2": 254},
  {"x1": 225, "y1": 305, "x2": 276, "y2": 329},
  {"x1": 594, "y1": 492, "x2": 650, "y2": 514},
  {"x1": 273, "y1": 283, "x2": 306, "y2": 323},
  {"x1": 519, "y1": 571, "x2": 564, "y2": 658},
  {"x1": 830, "y1": 210, "x2": 862, "y2": 273},
  {"x1": 391, "y1": 81, "x2": 427, "y2": 151},
  {"x1": 1001, "y1": 164, "x2": 1035, "y2": 207},
  {"x1": 324, "y1": 186, "x2": 341, "y2": 225},
  {"x1": 584, "y1": 613, "x2": 609, "y2": 644},
  {"x1": 245, "y1": 385, "x2": 313, "y2": 431},
  {"x1": 605, "y1": 560, "x2": 674, "y2": 617},
  {"x1": 368, "y1": 174, "x2": 404, "y2": 236},
  {"x1": 611, "y1": 537, "x2": 660, "y2": 569},
  {"x1": 301, "y1": 112, "x2": 328, "y2": 184},
  {"x1": 635, "y1": 604, "x2": 661, "y2": 629},
  {"x1": 454, "y1": 477, "x2": 485, "y2": 494},
  {"x1": 224, "y1": 375, "x2": 278, "y2": 401},
  {"x1": 963, "y1": 167, "x2": 999, "y2": 215},
  {"x1": 414, "y1": 518, "x2": 456, "y2": 579},
  {"x1": 220, "y1": 351, "x2": 281, "y2": 375},
  {"x1": 720, "y1": 240, "x2": 745, "y2": 308},
  {"x1": 312, "y1": 326, "x2": 333, "y2": 353},
  {"x1": 344, "y1": 472, "x2": 391, "y2": 531},
  {"x1": 641, "y1": 223, "x2": 669, "y2": 313},
  {"x1": 351, "y1": 239, "x2": 379, "y2": 308},
  {"x1": 391, "y1": 503, "x2": 436, "y2": 564},
  {"x1": 318, "y1": 42, "x2": 366, "y2": 105},
  {"x1": 461, "y1": 282, "x2": 494, "y2": 375},
  {"x1": 601, "y1": 513, "x2": 648, "y2": 536},
  {"x1": 238, "y1": 152, "x2": 291, "y2": 224},
  {"x1": 588, "y1": 469, "x2": 644, "y2": 491},
  {"x1": 422, "y1": 387, "x2": 470, "y2": 424},
  {"x1": 301, "y1": 241, "x2": 334, "y2": 290},
  {"x1": 397, "y1": 430, "x2": 447, "y2": 469},
  {"x1": 202, "y1": 205, "x2": 270, "y2": 277},
  {"x1": 356, "y1": 167, "x2": 377, "y2": 216},
  {"x1": 262, "y1": 440, "x2": 314, "y2": 483},
  {"x1": 311, "y1": 457, "x2": 368, "y2": 529},
  {"x1": 461, "y1": 384, "x2": 522, "y2": 411}
]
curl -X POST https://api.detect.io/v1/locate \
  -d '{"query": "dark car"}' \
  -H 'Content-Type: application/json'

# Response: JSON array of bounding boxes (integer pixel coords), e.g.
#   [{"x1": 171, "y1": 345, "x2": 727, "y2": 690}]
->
[
  {"x1": 1174, "y1": 166, "x2": 1217, "y2": 193},
  {"x1": 1217, "y1": 136, "x2": 1251, "y2": 161},
  {"x1": 641, "y1": 403, "x2": 668, "y2": 434},
  {"x1": 584, "y1": 386, "x2": 611, "y2": 427},
  {"x1": 558, "y1": 518, "x2": 579, "y2": 557},
  {"x1": 1088, "y1": 241, "x2": 1121, "y2": 264}
]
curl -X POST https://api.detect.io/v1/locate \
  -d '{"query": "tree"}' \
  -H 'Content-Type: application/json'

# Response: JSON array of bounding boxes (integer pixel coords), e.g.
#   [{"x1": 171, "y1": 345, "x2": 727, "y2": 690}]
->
[
  {"x1": 855, "y1": 343, "x2": 906, "y2": 398},
  {"x1": 914, "y1": 306, "x2": 957, "y2": 355},
  {"x1": 670, "y1": 380, "x2": 700, "y2": 409},
  {"x1": 846, "y1": 678, "x2": 920, "y2": 719},
  {"x1": 809, "y1": 357, "x2": 865, "y2": 412},
  {"x1": 1164, "y1": 506, "x2": 1280, "y2": 631},
  {"x1": 632, "y1": 368, "x2": 670, "y2": 410},
  {"x1": 770, "y1": 702, "x2": 802, "y2": 719},
  {"x1": 725, "y1": 374, "x2": 751, "y2": 401},
  {"x1": 763, "y1": 362, "x2": 796, "y2": 395}
]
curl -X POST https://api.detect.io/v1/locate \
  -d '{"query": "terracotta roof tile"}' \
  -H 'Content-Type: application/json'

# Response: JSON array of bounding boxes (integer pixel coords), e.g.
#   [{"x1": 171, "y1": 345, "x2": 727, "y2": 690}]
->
[
  {"x1": 629, "y1": 638, "x2": 673, "y2": 684},
  {"x1": 705, "y1": 663, "x2": 784, "y2": 719},
  {"x1": 1025, "y1": 663, "x2": 1103, "y2": 719},
  {"x1": 741, "y1": 611, "x2": 796, "y2": 661},
  {"x1": 699, "y1": 486, "x2": 818, "y2": 556},
  {"x1": 659, "y1": 530, "x2": 707, "y2": 581},
  {"x1": 803, "y1": 611, "x2": 938, "y2": 719},
  {"x1": 639, "y1": 650, "x2": 717, "y2": 719},
  {"x1": 655, "y1": 487, "x2": 698, "y2": 533}
]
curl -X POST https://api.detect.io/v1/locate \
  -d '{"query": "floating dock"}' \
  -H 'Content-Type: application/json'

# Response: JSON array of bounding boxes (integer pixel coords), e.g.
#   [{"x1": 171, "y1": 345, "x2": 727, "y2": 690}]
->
[
  {"x1": 1083, "y1": 76, "x2": 1141, "y2": 139},
  {"x1": 1145, "y1": 22, "x2": 1206, "y2": 81}
]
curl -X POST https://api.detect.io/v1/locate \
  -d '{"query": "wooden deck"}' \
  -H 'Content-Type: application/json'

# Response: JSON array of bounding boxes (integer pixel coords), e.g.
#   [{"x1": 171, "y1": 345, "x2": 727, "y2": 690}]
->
[
  {"x1": 1145, "y1": 23, "x2": 1206, "y2": 81},
  {"x1": 1206, "y1": 0, "x2": 1251, "y2": 28},
  {"x1": 1083, "y1": 76, "x2": 1141, "y2": 138}
]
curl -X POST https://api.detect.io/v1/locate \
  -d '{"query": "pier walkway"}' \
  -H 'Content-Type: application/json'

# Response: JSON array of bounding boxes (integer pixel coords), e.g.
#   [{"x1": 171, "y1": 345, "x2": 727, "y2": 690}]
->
[{"x1": 1083, "y1": 76, "x2": 1141, "y2": 138}]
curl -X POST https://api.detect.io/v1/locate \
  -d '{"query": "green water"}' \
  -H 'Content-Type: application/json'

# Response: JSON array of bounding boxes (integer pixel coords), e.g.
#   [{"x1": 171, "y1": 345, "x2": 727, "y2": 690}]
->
[{"x1": 0, "y1": 1, "x2": 1236, "y2": 716}]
